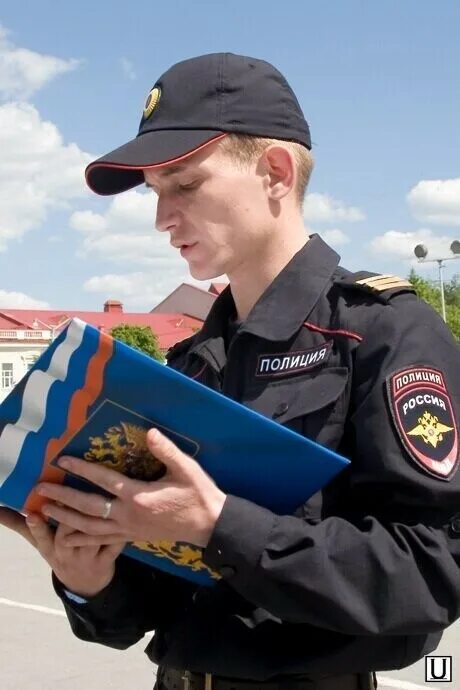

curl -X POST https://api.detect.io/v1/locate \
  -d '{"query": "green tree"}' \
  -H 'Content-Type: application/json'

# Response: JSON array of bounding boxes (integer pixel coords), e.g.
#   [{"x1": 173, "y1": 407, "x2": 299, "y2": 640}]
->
[
  {"x1": 408, "y1": 269, "x2": 460, "y2": 341},
  {"x1": 443, "y1": 274, "x2": 460, "y2": 307},
  {"x1": 110, "y1": 324, "x2": 164, "y2": 362}
]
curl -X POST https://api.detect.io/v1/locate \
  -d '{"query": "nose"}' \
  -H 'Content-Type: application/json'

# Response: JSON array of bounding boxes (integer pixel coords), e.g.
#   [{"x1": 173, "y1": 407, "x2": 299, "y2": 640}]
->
[{"x1": 155, "y1": 192, "x2": 179, "y2": 233}]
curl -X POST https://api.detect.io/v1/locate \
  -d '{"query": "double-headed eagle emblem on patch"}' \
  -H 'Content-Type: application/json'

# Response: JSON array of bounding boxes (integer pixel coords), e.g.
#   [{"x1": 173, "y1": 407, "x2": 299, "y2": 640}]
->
[{"x1": 407, "y1": 411, "x2": 454, "y2": 449}]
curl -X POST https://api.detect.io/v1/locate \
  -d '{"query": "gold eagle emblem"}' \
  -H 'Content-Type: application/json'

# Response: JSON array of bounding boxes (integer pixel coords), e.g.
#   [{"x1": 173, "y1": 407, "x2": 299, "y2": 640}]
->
[
  {"x1": 134, "y1": 540, "x2": 221, "y2": 579},
  {"x1": 84, "y1": 422, "x2": 165, "y2": 481},
  {"x1": 407, "y1": 411, "x2": 453, "y2": 449},
  {"x1": 85, "y1": 423, "x2": 219, "y2": 579}
]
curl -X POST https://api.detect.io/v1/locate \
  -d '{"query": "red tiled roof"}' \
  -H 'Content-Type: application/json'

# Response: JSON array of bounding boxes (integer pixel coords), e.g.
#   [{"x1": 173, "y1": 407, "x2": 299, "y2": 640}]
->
[{"x1": 0, "y1": 309, "x2": 203, "y2": 351}]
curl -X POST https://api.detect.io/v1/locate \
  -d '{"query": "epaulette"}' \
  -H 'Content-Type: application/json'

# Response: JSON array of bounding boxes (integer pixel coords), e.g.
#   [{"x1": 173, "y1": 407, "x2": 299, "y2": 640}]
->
[
  {"x1": 337, "y1": 271, "x2": 416, "y2": 302},
  {"x1": 165, "y1": 333, "x2": 197, "y2": 363}
]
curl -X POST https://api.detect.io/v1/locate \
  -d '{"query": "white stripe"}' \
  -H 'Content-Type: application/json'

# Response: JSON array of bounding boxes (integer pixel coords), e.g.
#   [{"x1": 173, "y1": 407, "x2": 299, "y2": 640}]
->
[
  {"x1": 0, "y1": 597, "x2": 65, "y2": 617},
  {"x1": 377, "y1": 675, "x2": 428, "y2": 690},
  {"x1": 0, "y1": 319, "x2": 85, "y2": 489}
]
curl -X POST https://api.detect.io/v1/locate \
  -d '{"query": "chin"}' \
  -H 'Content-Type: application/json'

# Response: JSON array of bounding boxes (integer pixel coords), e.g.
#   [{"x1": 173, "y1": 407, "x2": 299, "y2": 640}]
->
[{"x1": 189, "y1": 263, "x2": 224, "y2": 281}]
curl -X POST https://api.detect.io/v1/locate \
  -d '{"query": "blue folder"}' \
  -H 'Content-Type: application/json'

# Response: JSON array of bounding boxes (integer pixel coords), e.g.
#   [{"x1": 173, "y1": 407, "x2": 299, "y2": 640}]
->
[{"x1": 0, "y1": 318, "x2": 349, "y2": 585}]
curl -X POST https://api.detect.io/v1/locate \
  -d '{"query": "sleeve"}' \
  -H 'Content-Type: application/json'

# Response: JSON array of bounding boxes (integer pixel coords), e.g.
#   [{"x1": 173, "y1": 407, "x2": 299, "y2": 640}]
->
[
  {"x1": 53, "y1": 555, "x2": 196, "y2": 649},
  {"x1": 203, "y1": 296, "x2": 460, "y2": 636}
]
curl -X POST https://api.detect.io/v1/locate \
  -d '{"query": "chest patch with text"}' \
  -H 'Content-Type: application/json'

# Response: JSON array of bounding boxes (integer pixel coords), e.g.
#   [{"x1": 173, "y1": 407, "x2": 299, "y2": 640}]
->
[
  {"x1": 256, "y1": 342, "x2": 332, "y2": 378},
  {"x1": 386, "y1": 366, "x2": 459, "y2": 480}
]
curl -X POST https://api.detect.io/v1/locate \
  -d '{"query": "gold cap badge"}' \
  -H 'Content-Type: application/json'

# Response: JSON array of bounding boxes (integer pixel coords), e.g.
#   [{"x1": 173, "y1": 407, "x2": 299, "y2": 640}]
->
[{"x1": 143, "y1": 86, "x2": 161, "y2": 119}]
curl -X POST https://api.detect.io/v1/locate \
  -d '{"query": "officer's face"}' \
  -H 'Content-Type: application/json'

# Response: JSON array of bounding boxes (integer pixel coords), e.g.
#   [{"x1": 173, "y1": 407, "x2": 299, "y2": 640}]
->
[{"x1": 144, "y1": 142, "x2": 277, "y2": 281}]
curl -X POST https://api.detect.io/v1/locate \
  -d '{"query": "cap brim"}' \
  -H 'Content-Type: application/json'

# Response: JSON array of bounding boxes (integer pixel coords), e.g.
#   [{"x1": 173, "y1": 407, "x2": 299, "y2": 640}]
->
[{"x1": 85, "y1": 130, "x2": 227, "y2": 195}]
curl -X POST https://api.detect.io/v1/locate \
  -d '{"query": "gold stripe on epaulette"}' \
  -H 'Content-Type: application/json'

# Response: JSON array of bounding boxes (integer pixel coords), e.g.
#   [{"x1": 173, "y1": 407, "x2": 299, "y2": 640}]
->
[
  {"x1": 372, "y1": 281, "x2": 413, "y2": 292},
  {"x1": 355, "y1": 274, "x2": 413, "y2": 291},
  {"x1": 366, "y1": 278, "x2": 412, "y2": 289},
  {"x1": 355, "y1": 274, "x2": 398, "y2": 286}
]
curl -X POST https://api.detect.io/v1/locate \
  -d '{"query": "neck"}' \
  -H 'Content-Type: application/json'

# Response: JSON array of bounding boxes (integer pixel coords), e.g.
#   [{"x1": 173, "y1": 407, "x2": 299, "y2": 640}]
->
[{"x1": 228, "y1": 217, "x2": 309, "y2": 321}]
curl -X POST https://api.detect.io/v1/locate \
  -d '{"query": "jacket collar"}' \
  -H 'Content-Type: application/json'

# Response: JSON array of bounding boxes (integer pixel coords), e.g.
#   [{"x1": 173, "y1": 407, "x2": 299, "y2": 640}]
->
[{"x1": 190, "y1": 234, "x2": 340, "y2": 361}]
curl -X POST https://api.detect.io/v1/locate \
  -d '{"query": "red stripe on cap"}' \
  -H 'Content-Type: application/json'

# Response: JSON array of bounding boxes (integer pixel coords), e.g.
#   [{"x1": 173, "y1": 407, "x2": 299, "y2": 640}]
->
[
  {"x1": 303, "y1": 321, "x2": 363, "y2": 342},
  {"x1": 85, "y1": 133, "x2": 228, "y2": 192}
]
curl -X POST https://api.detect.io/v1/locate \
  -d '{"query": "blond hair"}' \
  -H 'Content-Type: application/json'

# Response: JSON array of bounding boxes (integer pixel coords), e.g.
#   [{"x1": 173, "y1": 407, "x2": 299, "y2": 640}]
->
[{"x1": 218, "y1": 133, "x2": 314, "y2": 206}]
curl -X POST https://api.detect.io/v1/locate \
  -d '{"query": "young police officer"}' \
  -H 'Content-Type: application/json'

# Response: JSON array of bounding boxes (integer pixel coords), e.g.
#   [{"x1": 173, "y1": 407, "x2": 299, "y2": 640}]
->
[{"x1": 1, "y1": 53, "x2": 459, "y2": 690}]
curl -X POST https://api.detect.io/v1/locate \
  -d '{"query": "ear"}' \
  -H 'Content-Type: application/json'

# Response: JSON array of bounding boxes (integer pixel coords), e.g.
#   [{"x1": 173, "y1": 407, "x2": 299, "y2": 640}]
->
[{"x1": 262, "y1": 145, "x2": 295, "y2": 201}]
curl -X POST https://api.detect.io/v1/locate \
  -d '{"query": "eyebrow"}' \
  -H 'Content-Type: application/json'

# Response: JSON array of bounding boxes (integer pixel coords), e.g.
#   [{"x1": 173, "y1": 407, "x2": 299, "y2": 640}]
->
[{"x1": 144, "y1": 163, "x2": 192, "y2": 187}]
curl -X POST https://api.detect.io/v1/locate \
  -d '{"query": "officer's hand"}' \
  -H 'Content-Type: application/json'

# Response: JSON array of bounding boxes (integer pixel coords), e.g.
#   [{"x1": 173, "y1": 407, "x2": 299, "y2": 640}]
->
[
  {"x1": 0, "y1": 507, "x2": 125, "y2": 597},
  {"x1": 34, "y1": 428, "x2": 227, "y2": 548}
]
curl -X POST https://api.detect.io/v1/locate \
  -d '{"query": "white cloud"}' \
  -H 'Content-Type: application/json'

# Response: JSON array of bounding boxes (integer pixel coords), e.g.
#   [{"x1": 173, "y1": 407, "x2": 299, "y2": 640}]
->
[
  {"x1": 71, "y1": 191, "x2": 154, "y2": 237},
  {"x1": 83, "y1": 270, "x2": 207, "y2": 309},
  {"x1": 71, "y1": 190, "x2": 165, "y2": 266},
  {"x1": 70, "y1": 210, "x2": 108, "y2": 234},
  {"x1": 84, "y1": 272, "x2": 163, "y2": 307},
  {"x1": 0, "y1": 25, "x2": 81, "y2": 100},
  {"x1": 120, "y1": 57, "x2": 136, "y2": 81},
  {"x1": 319, "y1": 229, "x2": 350, "y2": 247},
  {"x1": 304, "y1": 193, "x2": 365, "y2": 224},
  {"x1": 407, "y1": 179, "x2": 460, "y2": 226},
  {"x1": 369, "y1": 229, "x2": 458, "y2": 263},
  {"x1": 0, "y1": 289, "x2": 49, "y2": 308},
  {"x1": 0, "y1": 102, "x2": 92, "y2": 250}
]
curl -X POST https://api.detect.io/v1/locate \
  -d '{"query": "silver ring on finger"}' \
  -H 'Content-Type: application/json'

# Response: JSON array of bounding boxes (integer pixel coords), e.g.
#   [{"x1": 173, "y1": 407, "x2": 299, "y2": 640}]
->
[{"x1": 101, "y1": 498, "x2": 113, "y2": 520}]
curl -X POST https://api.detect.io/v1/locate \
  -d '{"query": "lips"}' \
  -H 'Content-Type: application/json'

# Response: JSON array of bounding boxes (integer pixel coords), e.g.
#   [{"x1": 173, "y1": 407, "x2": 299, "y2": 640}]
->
[
  {"x1": 180, "y1": 242, "x2": 198, "y2": 257},
  {"x1": 171, "y1": 239, "x2": 194, "y2": 249}
]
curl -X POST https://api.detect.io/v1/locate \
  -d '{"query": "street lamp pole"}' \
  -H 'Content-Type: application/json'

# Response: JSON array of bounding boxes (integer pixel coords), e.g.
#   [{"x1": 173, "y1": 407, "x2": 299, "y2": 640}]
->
[
  {"x1": 413, "y1": 241, "x2": 460, "y2": 323},
  {"x1": 436, "y1": 259, "x2": 446, "y2": 322}
]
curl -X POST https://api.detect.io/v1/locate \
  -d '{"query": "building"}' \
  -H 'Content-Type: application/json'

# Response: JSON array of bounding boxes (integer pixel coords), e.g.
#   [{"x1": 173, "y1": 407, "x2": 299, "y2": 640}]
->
[
  {"x1": 0, "y1": 300, "x2": 203, "y2": 402},
  {"x1": 151, "y1": 281, "x2": 228, "y2": 320}
]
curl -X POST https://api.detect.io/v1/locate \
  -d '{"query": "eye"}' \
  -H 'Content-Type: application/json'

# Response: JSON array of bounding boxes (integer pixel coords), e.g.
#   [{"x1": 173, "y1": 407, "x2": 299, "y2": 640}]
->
[{"x1": 178, "y1": 179, "x2": 199, "y2": 192}]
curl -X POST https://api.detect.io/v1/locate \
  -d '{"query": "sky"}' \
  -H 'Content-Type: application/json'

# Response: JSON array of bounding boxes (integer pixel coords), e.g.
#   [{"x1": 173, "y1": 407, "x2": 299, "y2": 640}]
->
[{"x1": 0, "y1": 0, "x2": 459, "y2": 311}]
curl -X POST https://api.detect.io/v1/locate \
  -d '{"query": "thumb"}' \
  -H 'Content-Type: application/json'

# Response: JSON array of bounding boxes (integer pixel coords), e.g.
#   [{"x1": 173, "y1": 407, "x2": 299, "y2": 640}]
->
[
  {"x1": 146, "y1": 427, "x2": 194, "y2": 479},
  {"x1": 0, "y1": 507, "x2": 36, "y2": 548}
]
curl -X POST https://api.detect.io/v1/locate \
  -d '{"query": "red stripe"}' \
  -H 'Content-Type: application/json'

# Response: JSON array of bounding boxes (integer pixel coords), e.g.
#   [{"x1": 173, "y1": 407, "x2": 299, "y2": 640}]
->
[
  {"x1": 303, "y1": 321, "x2": 363, "y2": 342},
  {"x1": 85, "y1": 133, "x2": 228, "y2": 189},
  {"x1": 24, "y1": 332, "x2": 114, "y2": 514},
  {"x1": 191, "y1": 362, "x2": 207, "y2": 380}
]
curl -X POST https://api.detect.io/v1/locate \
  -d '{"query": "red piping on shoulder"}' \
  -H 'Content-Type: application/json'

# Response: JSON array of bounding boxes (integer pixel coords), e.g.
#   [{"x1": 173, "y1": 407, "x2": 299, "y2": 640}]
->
[
  {"x1": 190, "y1": 362, "x2": 208, "y2": 380},
  {"x1": 303, "y1": 321, "x2": 363, "y2": 342}
]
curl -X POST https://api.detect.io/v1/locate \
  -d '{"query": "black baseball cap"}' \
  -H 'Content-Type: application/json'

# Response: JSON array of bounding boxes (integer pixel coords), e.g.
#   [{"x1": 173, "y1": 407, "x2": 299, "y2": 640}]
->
[{"x1": 85, "y1": 52, "x2": 311, "y2": 196}]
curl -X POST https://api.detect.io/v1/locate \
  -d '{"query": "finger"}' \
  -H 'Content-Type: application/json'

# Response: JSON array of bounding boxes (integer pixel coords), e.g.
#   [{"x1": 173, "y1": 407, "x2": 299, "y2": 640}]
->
[
  {"x1": 0, "y1": 508, "x2": 34, "y2": 544},
  {"x1": 99, "y1": 542, "x2": 126, "y2": 566},
  {"x1": 41, "y1": 503, "x2": 117, "y2": 536},
  {"x1": 55, "y1": 522, "x2": 80, "y2": 539},
  {"x1": 57, "y1": 456, "x2": 129, "y2": 498},
  {"x1": 55, "y1": 526, "x2": 101, "y2": 560},
  {"x1": 61, "y1": 531, "x2": 128, "y2": 548},
  {"x1": 54, "y1": 523, "x2": 96, "y2": 553},
  {"x1": 26, "y1": 513, "x2": 55, "y2": 560},
  {"x1": 37, "y1": 483, "x2": 117, "y2": 519},
  {"x1": 146, "y1": 428, "x2": 194, "y2": 478}
]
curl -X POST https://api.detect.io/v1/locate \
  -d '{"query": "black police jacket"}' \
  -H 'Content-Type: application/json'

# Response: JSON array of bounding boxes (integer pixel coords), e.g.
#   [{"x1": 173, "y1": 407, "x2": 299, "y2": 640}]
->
[{"x1": 54, "y1": 235, "x2": 460, "y2": 679}]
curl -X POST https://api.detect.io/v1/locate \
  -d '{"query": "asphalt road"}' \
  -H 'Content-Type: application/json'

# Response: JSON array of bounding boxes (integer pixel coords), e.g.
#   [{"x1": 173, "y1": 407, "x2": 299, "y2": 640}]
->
[{"x1": 1, "y1": 527, "x2": 458, "y2": 690}]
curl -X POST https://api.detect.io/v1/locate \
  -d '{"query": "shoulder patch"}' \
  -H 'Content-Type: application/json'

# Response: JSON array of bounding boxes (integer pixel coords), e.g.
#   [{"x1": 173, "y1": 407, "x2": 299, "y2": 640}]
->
[
  {"x1": 386, "y1": 366, "x2": 459, "y2": 480},
  {"x1": 338, "y1": 271, "x2": 415, "y2": 302}
]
